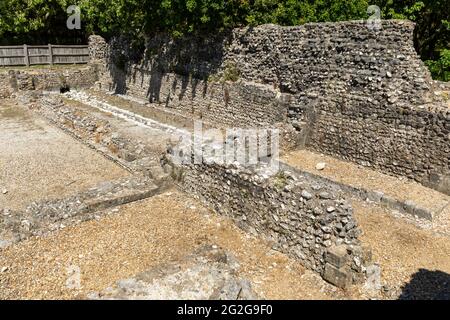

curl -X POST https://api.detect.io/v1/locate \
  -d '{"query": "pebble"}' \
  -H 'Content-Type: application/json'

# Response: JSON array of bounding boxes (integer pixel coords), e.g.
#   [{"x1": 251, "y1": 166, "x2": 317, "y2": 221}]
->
[
  {"x1": 319, "y1": 192, "x2": 332, "y2": 199},
  {"x1": 2, "y1": 189, "x2": 8, "y2": 194},
  {"x1": 315, "y1": 162, "x2": 326, "y2": 170},
  {"x1": 0, "y1": 239, "x2": 11, "y2": 248},
  {"x1": 323, "y1": 240, "x2": 332, "y2": 247},
  {"x1": 301, "y1": 190, "x2": 313, "y2": 200}
]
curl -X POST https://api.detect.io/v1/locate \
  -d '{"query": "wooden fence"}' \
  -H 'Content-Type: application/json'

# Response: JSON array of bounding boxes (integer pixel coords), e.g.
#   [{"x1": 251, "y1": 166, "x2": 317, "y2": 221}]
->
[{"x1": 0, "y1": 44, "x2": 89, "y2": 67}]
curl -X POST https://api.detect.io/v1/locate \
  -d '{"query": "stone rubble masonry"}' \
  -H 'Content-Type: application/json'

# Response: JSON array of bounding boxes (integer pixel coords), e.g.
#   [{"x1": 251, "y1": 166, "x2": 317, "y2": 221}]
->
[
  {"x1": 10, "y1": 89, "x2": 371, "y2": 288},
  {"x1": 90, "y1": 245, "x2": 259, "y2": 300},
  {"x1": 37, "y1": 90, "x2": 436, "y2": 220},
  {"x1": 0, "y1": 175, "x2": 160, "y2": 247},
  {"x1": 0, "y1": 66, "x2": 98, "y2": 97},
  {"x1": 163, "y1": 153, "x2": 373, "y2": 287},
  {"x1": 0, "y1": 92, "x2": 172, "y2": 248},
  {"x1": 88, "y1": 35, "x2": 108, "y2": 63},
  {"x1": 29, "y1": 93, "x2": 169, "y2": 181},
  {"x1": 280, "y1": 162, "x2": 438, "y2": 221},
  {"x1": 17, "y1": 91, "x2": 372, "y2": 287},
  {"x1": 88, "y1": 20, "x2": 449, "y2": 195}
]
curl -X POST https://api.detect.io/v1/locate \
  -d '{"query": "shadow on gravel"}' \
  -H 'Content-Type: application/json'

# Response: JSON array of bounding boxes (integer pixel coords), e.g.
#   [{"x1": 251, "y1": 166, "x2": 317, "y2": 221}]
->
[{"x1": 399, "y1": 269, "x2": 450, "y2": 300}]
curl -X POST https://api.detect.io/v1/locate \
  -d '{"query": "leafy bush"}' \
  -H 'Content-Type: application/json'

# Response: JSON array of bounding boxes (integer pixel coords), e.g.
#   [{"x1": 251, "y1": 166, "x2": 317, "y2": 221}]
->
[{"x1": 425, "y1": 50, "x2": 450, "y2": 82}]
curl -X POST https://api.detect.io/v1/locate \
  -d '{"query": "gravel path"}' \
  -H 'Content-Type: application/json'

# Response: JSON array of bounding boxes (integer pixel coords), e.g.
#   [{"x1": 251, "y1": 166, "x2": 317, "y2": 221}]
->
[
  {"x1": 1, "y1": 189, "x2": 448, "y2": 300},
  {"x1": 0, "y1": 190, "x2": 359, "y2": 300},
  {"x1": 0, "y1": 100, "x2": 129, "y2": 210},
  {"x1": 282, "y1": 149, "x2": 449, "y2": 214}
]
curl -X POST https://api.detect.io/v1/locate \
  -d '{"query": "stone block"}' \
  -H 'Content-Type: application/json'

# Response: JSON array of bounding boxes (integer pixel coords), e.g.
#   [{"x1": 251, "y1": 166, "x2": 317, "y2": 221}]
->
[
  {"x1": 367, "y1": 190, "x2": 384, "y2": 202},
  {"x1": 363, "y1": 264, "x2": 382, "y2": 293},
  {"x1": 413, "y1": 206, "x2": 433, "y2": 221},
  {"x1": 325, "y1": 245, "x2": 348, "y2": 268},
  {"x1": 323, "y1": 263, "x2": 352, "y2": 289}
]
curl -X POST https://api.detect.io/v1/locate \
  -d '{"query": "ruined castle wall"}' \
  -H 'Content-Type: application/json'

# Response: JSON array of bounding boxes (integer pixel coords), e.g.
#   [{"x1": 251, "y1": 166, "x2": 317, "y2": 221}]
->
[
  {"x1": 166, "y1": 158, "x2": 372, "y2": 287},
  {"x1": 91, "y1": 34, "x2": 289, "y2": 130},
  {"x1": 0, "y1": 72, "x2": 14, "y2": 98},
  {"x1": 90, "y1": 20, "x2": 449, "y2": 194}
]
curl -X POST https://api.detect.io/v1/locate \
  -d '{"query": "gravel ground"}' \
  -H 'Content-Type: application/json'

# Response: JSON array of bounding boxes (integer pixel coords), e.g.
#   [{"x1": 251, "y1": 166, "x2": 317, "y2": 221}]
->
[
  {"x1": 1, "y1": 189, "x2": 448, "y2": 300},
  {"x1": 284, "y1": 150, "x2": 450, "y2": 298},
  {"x1": 353, "y1": 200, "x2": 450, "y2": 299},
  {"x1": 0, "y1": 100, "x2": 129, "y2": 210},
  {"x1": 282, "y1": 149, "x2": 449, "y2": 214},
  {"x1": 0, "y1": 189, "x2": 360, "y2": 300}
]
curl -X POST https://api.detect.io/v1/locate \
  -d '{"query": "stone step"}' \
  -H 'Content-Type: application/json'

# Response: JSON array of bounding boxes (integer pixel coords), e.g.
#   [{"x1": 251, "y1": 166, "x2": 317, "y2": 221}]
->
[{"x1": 84, "y1": 183, "x2": 159, "y2": 212}]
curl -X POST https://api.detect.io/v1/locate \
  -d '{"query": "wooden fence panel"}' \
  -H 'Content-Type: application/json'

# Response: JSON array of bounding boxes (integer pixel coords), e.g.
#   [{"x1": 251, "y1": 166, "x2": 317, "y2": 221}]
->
[
  {"x1": 0, "y1": 46, "x2": 26, "y2": 66},
  {"x1": 0, "y1": 44, "x2": 89, "y2": 67}
]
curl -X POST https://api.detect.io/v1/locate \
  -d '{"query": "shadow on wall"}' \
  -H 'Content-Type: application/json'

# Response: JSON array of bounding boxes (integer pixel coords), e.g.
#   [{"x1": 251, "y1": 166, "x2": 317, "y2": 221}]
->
[
  {"x1": 107, "y1": 33, "x2": 231, "y2": 103},
  {"x1": 399, "y1": 269, "x2": 450, "y2": 300}
]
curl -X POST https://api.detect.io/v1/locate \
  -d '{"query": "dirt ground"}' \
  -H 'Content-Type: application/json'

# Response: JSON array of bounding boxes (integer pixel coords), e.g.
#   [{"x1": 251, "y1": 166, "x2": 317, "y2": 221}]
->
[
  {"x1": 0, "y1": 189, "x2": 353, "y2": 300},
  {"x1": 0, "y1": 100, "x2": 129, "y2": 210},
  {"x1": 283, "y1": 150, "x2": 450, "y2": 298},
  {"x1": 1, "y1": 188, "x2": 449, "y2": 300}
]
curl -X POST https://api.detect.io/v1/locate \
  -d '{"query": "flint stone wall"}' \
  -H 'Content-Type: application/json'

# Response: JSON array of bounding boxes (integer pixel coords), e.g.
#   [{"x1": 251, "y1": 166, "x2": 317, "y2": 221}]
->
[
  {"x1": 165, "y1": 155, "x2": 372, "y2": 287},
  {"x1": 89, "y1": 20, "x2": 449, "y2": 194},
  {"x1": 0, "y1": 66, "x2": 98, "y2": 97}
]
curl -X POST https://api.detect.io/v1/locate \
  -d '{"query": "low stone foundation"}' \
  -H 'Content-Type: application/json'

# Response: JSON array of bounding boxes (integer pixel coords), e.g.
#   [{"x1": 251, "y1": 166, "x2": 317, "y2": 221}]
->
[
  {"x1": 90, "y1": 245, "x2": 259, "y2": 300},
  {"x1": 4, "y1": 89, "x2": 376, "y2": 289},
  {"x1": 164, "y1": 155, "x2": 372, "y2": 288},
  {"x1": 0, "y1": 65, "x2": 98, "y2": 98},
  {"x1": 0, "y1": 175, "x2": 159, "y2": 247}
]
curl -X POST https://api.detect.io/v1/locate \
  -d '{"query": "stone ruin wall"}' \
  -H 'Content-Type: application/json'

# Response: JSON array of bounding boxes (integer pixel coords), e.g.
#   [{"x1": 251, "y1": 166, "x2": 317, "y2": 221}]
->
[
  {"x1": 0, "y1": 20, "x2": 445, "y2": 289},
  {"x1": 164, "y1": 155, "x2": 372, "y2": 288},
  {"x1": 89, "y1": 20, "x2": 449, "y2": 194},
  {"x1": 0, "y1": 66, "x2": 98, "y2": 98}
]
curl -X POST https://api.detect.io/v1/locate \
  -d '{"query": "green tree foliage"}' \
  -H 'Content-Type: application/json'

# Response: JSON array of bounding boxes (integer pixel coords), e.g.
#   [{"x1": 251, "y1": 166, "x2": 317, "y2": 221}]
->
[
  {"x1": 0, "y1": 0, "x2": 370, "y2": 41},
  {"x1": 425, "y1": 49, "x2": 450, "y2": 82},
  {"x1": 0, "y1": 0, "x2": 448, "y2": 80},
  {"x1": 244, "y1": 0, "x2": 368, "y2": 26},
  {"x1": 372, "y1": 0, "x2": 449, "y2": 80},
  {"x1": 373, "y1": 0, "x2": 449, "y2": 61},
  {"x1": 0, "y1": 0, "x2": 85, "y2": 44}
]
